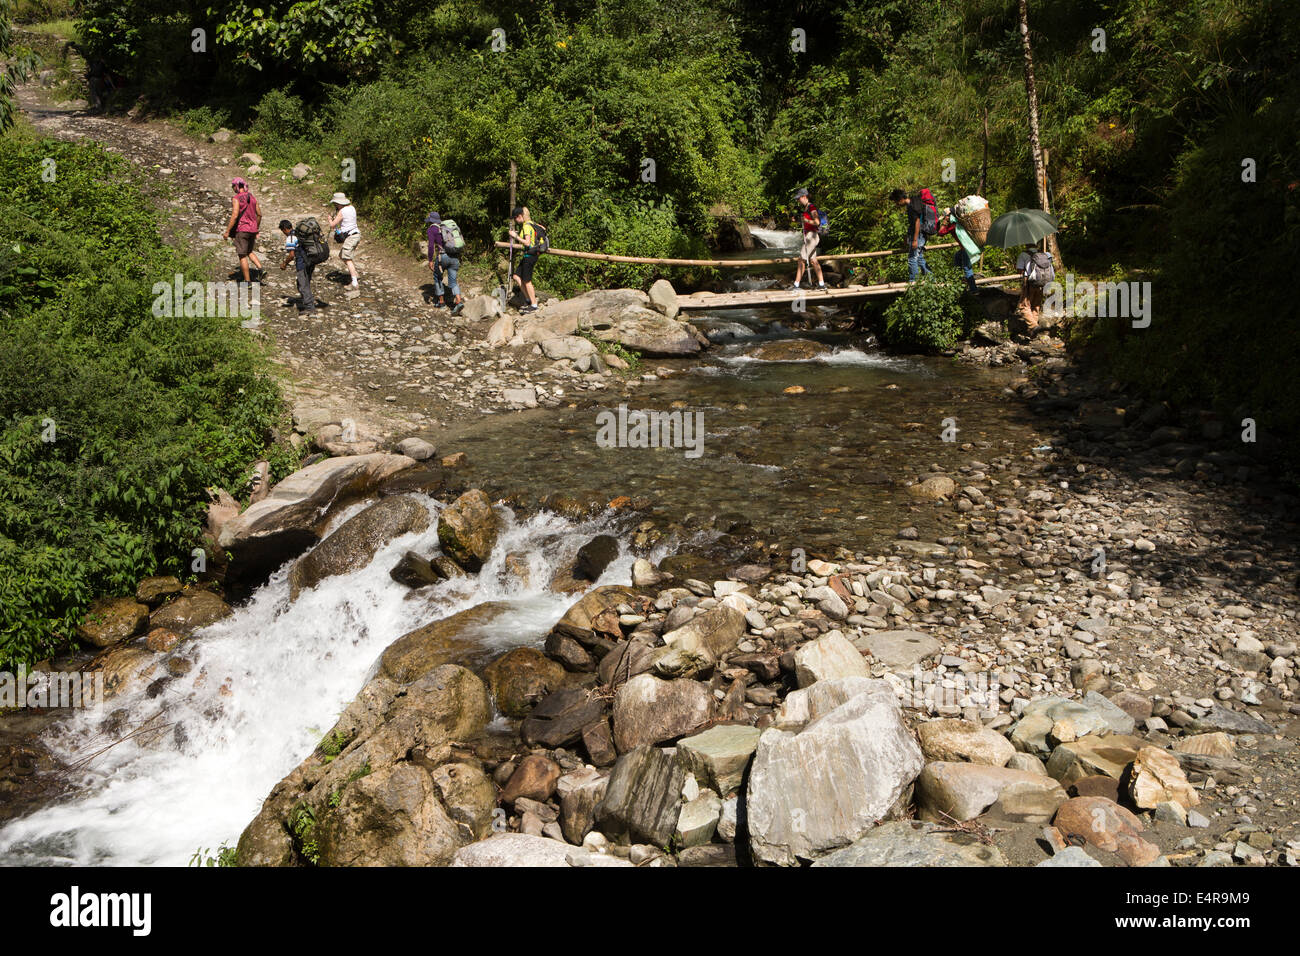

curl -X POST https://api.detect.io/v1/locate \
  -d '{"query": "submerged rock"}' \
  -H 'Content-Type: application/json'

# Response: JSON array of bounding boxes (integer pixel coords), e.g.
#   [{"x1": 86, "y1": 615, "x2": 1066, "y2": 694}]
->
[{"x1": 289, "y1": 495, "x2": 431, "y2": 599}]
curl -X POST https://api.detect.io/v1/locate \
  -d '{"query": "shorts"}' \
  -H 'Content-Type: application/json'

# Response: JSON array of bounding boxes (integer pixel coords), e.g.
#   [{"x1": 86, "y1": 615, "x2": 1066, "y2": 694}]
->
[
  {"x1": 233, "y1": 231, "x2": 257, "y2": 257},
  {"x1": 800, "y1": 231, "x2": 820, "y2": 262},
  {"x1": 514, "y1": 253, "x2": 537, "y2": 283},
  {"x1": 339, "y1": 232, "x2": 361, "y2": 260}
]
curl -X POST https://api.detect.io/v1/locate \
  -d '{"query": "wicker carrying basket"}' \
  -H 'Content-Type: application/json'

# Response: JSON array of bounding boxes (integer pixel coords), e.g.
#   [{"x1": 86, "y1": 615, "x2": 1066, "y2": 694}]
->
[{"x1": 956, "y1": 206, "x2": 991, "y2": 246}]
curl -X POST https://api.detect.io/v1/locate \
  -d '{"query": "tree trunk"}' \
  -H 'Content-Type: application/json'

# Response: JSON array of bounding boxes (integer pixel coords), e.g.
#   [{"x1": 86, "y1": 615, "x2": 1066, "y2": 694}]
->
[
  {"x1": 978, "y1": 106, "x2": 989, "y2": 196},
  {"x1": 1018, "y1": 0, "x2": 1063, "y2": 267}
]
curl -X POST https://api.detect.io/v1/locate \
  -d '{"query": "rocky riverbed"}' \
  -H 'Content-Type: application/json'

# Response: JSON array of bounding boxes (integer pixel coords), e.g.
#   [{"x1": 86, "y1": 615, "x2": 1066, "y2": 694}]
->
[{"x1": 4, "y1": 83, "x2": 1298, "y2": 868}]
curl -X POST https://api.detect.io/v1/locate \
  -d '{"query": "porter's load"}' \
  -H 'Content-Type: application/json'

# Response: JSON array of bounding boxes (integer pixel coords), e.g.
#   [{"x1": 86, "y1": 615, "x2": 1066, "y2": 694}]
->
[{"x1": 954, "y1": 195, "x2": 991, "y2": 246}]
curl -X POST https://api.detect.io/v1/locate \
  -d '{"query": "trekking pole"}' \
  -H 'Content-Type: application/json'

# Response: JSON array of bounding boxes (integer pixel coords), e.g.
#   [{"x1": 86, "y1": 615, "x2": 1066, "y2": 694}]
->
[{"x1": 507, "y1": 218, "x2": 514, "y2": 309}]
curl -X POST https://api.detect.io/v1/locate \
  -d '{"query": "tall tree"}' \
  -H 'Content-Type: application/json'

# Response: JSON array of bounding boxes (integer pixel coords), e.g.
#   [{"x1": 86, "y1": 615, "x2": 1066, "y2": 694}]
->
[{"x1": 1017, "y1": 0, "x2": 1062, "y2": 266}]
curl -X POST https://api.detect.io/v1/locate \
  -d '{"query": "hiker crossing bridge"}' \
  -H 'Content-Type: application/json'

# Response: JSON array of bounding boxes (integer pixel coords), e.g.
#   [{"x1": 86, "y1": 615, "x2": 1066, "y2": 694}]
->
[{"x1": 494, "y1": 240, "x2": 1019, "y2": 309}]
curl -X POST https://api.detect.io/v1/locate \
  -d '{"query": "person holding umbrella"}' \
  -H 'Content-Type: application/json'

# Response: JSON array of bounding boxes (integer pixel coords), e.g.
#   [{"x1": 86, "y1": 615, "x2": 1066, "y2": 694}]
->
[{"x1": 985, "y1": 208, "x2": 1060, "y2": 333}]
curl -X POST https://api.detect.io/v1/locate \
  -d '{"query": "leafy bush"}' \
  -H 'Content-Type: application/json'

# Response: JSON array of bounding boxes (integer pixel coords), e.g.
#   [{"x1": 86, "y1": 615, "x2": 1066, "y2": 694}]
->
[
  {"x1": 0, "y1": 133, "x2": 287, "y2": 669},
  {"x1": 882, "y1": 276, "x2": 966, "y2": 352}
]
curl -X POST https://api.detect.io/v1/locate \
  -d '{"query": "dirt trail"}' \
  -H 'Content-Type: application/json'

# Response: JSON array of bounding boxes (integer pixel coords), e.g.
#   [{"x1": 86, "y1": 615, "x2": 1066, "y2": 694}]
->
[{"x1": 15, "y1": 84, "x2": 619, "y2": 447}]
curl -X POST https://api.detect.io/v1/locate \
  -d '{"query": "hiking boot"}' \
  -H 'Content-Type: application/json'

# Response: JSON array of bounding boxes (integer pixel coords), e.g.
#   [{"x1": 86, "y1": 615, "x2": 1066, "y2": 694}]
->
[
  {"x1": 521, "y1": 304, "x2": 538, "y2": 314},
  {"x1": 450, "y1": 302, "x2": 464, "y2": 316}
]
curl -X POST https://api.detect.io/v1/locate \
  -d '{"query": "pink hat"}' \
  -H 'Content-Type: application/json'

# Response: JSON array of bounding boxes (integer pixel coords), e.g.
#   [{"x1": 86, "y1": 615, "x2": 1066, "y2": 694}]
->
[{"x1": 231, "y1": 177, "x2": 247, "y2": 189}]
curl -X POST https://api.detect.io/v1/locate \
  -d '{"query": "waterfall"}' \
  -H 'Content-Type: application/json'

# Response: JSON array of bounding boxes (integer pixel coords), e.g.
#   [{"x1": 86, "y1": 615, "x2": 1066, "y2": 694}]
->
[{"x1": 0, "y1": 501, "x2": 649, "y2": 866}]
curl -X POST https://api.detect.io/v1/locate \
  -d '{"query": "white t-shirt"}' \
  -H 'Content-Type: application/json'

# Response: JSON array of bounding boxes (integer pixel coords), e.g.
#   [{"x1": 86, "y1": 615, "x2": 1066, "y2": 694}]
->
[{"x1": 334, "y1": 204, "x2": 358, "y2": 235}]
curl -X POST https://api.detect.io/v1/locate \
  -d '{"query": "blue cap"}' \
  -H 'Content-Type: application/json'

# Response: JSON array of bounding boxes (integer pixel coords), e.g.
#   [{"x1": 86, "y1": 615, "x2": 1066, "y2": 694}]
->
[{"x1": 425, "y1": 211, "x2": 441, "y2": 224}]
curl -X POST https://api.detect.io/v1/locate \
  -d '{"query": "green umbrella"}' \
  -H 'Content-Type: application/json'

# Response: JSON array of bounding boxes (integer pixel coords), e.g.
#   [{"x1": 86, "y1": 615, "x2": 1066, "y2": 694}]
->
[{"x1": 986, "y1": 208, "x2": 1059, "y2": 248}]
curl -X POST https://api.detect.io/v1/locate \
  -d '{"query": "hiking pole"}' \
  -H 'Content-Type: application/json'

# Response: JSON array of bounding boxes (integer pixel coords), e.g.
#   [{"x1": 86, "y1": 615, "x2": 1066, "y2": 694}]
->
[{"x1": 507, "y1": 217, "x2": 514, "y2": 309}]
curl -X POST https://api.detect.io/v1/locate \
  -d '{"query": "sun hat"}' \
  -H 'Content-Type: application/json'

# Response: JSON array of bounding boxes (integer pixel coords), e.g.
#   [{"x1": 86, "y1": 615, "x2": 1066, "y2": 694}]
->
[
  {"x1": 231, "y1": 177, "x2": 247, "y2": 189},
  {"x1": 425, "y1": 211, "x2": 441, "y2": 224},
  {"x1": 330, "y1": 192, "x2": 351, "y2": 205}
]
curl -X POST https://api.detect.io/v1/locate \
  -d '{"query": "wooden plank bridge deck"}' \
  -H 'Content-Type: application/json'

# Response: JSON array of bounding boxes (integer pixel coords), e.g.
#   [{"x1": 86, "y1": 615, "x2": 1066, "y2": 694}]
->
[{"x1": 676, "y1": 274, "x2": 1021, "y2": 310}]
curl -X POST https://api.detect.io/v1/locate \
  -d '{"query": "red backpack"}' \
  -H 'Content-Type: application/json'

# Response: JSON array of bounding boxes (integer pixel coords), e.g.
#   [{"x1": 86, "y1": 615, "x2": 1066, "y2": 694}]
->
[{"x1": 916, "y1": 188, "x2": 940, "y2": 236}]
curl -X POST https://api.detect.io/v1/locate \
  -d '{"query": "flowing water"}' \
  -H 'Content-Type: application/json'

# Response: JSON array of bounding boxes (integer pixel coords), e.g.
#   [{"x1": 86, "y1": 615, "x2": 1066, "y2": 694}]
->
[
  {"x1": 0, "y1": 504, "x2": 657, "y2": 865},
  {"x1": 0, "y1": 237, "x2": 1046, "y2": 865}
]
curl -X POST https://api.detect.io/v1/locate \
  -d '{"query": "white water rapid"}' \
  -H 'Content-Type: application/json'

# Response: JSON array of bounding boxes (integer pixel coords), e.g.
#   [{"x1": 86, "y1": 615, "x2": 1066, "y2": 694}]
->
[{"x1": 0, "y1": 500, "x2": 647, "y2": 866}]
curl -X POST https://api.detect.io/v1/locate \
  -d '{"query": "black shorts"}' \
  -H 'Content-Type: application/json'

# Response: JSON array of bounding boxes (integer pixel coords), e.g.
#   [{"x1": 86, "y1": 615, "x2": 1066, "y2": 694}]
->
[{"x1": 514, "y1": 254, "x2": 537, "y2": 283}]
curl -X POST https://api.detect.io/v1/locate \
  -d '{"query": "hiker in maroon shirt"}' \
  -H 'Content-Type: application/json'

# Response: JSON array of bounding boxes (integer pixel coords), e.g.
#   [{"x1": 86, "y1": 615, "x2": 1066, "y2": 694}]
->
[{"x1": 225, "y1": 177, "x2": 263, "y2": 282}]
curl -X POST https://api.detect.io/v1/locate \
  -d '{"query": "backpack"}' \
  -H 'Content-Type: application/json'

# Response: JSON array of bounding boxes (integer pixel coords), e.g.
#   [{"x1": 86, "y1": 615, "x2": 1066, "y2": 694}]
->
[
  {"x1": 526, "y1": 223, "x2": 549, "y2": 256},
  {"x1": 294, "y1": 218, "x2": 330, "y2": 266},
  {"x1": 438, "y1": 218, "x2": 466, "y2": 255},
  {"x1": 817, "y1": 208, "x2": 830, "y2": 237},
  {"x1": 1022, "y1": 250, "x2": 1055, "y2": 286},
  {"x1": 917, "y1": 188, "x2": 940, "y2": 236}
]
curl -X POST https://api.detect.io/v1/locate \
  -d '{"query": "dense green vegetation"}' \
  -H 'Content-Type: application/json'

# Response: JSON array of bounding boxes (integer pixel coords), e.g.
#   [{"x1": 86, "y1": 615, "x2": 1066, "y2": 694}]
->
[{"x1": 0, "y1": 132, "x2": 292, "y2": 668}]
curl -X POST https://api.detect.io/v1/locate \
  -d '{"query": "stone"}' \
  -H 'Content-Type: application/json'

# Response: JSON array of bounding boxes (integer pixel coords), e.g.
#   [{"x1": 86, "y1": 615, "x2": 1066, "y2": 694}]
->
[
  {"x1": 1054, "y1": 796, "x2": 1161, "y2": 867},
  {"x1": 502, "y1": 387, "x2": 538, "y2": 408},
  {"x1": 483, "y1": 647, "x2": 567, "y2": 718},
  {"x1": 906, "y1": 476, "x2": 957, "y2": 500},
  {"x1": 76, "y1": 597, "x2": 149, "y2": 648},
  {"x1": 631, "y1": 558, "x2": 663, "y2": 587},
  {"x1": 1045, "y1": 734, "x2": 1147, "y2": 786},
  {"x1": 148, "y1": 591, "x2": 231, "y2": 636},
  {"x1": 239, "y1": 152, "x2": 264, "y2": 166},
  {"x1": 793, "y1": 631, "x2": 870, "y2": 687},
  {"x1": 853, "y1": 629, "x2": 941, "y2": 670},
  {"x1": 1007, "y1": 753, "x2": 1048, "y2": 775},
  {"x1": 521, "y1": 688, "x2": 608, "y2": 749},
  {"x1": 135, "y1": 576, "x2": 182, "y2": 607},
  {"x1": 463, "y1": 294, "x2": 503, "y2": 323},
  {"x1": 389, "y1": 550, "x2": 442, "y2": 589},
  {"x1": 395, "y1": 437, "x2": 436, "y2": 460},
  {"x1": 551, "y1": 585, "x2": 637, "y2": 647},
  {"x1": 1128, "y1": 746, "x2": 1199, "y2": 810},
  {"x1": 218, "y1": 453, "x2": 418, "y2": 586},
  {"x1": 574, "y1": 534, "x2": 619, "y2": 581},
  {"x1": 774, "y1": 675, "x2": 877, "y2": 732},
  {"x1": 1070, "y1": 660, "x2": 1109, "y2": 694},
  {"x1": 436, "y1": 489, "x2": 501, "y2": 571},
  {"x1": 1108, "y1": 690, "x2": 1153, "y2": 723},
  {"x1": 662, "y1": 604, "x2": 746, "y2": 664},
  {"x1": 594, "y1": 745, "x2": 684, "y2": 846},
  {"x1": 812, "y1": 821, "x2": 1005, "y2": 867},
  {"x1": 1037, "y1": 846, "x2": 1102, "y2": 867},
  {"x1": 144, "y1": 627, "x2": 182, "y2": 653},
  {"x1": 1175, "y1": 732, "x2": 1236, "y2": 758},
  {"x1": 500, "y1": 754, "x2": 562, "y2": 804},
  {"x1": 557, "y1": 768, "x2": 607, "y2": 845},
  {"x1": 486, "y1": 313, "x2": 514, "y2": 347},
  {"x1": 747, "y1": 679, "x2": 925, "y2": 865},
  {"x1": 647, "y1": 278, "x2": 680, "y2": 319},
  {"x1": 916, "y1": 762, "x2": 1066, "y2": 823},
  {"x1": 918, "y1": 718, "x2": 1015, "y2": 767},
  {"x1": 1154, "y1": 800, "x2": 1187, "y2": 825},
  {"x1": 291, "y1": 163, "x2": 311, "y2": 180},
  {"x1": 453, "y1": 833, "x2": 630, "y2": 867},
  {"x1": 677, "y1": 844, "x2": 736, "y2": 867},
  {"x1": 1189, "y1": 706, "x2": 1274, "y2": 735},
  {"x1": 676, "y1": 724, "x2": 762, "y2": 795},
  {"x1": 581, "y1": 718, "x2": 618, "y2": 767},
  {"x1": 675, "y1": 789, "x2": 721, "y2": 847},
  {"x1": 289, "y1": 495, "x2": 431, "y2": 598},
  {"x1": 746, "y1": 339, "x2": 832, "y2": 361},
  {"x1": 209, "y1": 128, "x2": 233, "y2": 143},
  {"x1": 1187, "y1": 809, "x2": 1210, "y2": 828},
  {"x1": 804, "y1": 585, "x2": 848, "y2": 621},
  {"x1": 379, "y1": 602, "x2": 513, "y2": 684},
  {"x1": 612, "y1": 674, "x2": 712, "y2": 752},
  {"x1": 592, "y1": 306, "x2": 701, "y2": 357},
  {"x1": 1080, "y1": 691, "x2": 1138, "y2": 734}
]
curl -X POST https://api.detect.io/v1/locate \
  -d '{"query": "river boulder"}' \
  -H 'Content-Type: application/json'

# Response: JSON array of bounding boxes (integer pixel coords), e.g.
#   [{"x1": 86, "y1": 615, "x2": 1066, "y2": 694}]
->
[
  {"x1": 648, "y1": 279, "x2": 680, "y2": 320},
  {"x1": 436, "y1": 489, "x2": 501, "y2": 571},
  {"x1": 149, "y1": 590, "x2": 232, "y2": 636},
  {"x1": 218, "y1": 453, "x2": 418, "y2": 587},
  {"x1": 746, "y1": 677, "x2": 924, "y2": 865},
  {"x1": 612, "y1": 674, "x2": 712, "y2": 752},
  {"x1": 289, "y1": 495, "x2": 431, "y2": 599},
  {"x1": 590, "y1": 306, "x2": 702, "y2": 357},
  {"x1": 379, "y1": 602, "x2": 515, "y2": 683},
  {"x1": 483, "y1": 646, "x2": 567, "y2": 718},
  {"x1": 76, "y1": 597, "x2": 149, "y2": 648}
]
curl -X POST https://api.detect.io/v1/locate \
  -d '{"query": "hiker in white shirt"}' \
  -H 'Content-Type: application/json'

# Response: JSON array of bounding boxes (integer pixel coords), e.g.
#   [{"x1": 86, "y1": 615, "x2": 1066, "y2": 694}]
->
[{"x1": 328, "y1": 192, "x2": 361, "y2": 291}]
